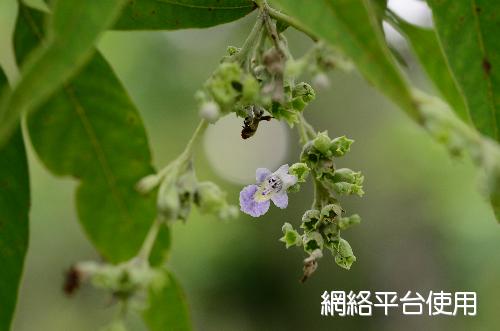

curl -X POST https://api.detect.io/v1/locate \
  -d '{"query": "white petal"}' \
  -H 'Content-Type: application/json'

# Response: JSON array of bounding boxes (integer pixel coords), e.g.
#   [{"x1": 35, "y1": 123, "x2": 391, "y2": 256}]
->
[{"x1": 280, "y1": 174, "x2": 297, "y2": 189}]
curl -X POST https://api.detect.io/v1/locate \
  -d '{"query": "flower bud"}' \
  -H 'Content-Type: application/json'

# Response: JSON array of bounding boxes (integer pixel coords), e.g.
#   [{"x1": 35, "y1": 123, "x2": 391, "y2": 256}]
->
[
  {"x1": 332, "y1": 182, "x2": 364, "y2": 196},
  {"x1": 157, "y1": 178, "x2": 180, "y2": 221},
  {"x1": 338, "y1": 214, "x2": 361, "y2": 230},
  {"x1": 218, "y1": 204, "x2": 239, "y2": 221},
  {"x1": 199, "y1": 101, "x2": 220, "y2": 123},
  {"x1": 195, "y1": 181, "x2": 227, "y2": 215},
  {"x1": 313, "y1": 131, "x2": 332, "y2": 155},
  {"x1": 293, "y1": 82, "x2": 316, "y2": 103},
  {"x1": 332, "y1": 168, "x2": 363, "y2": 184},
  {"x1": 136, "y1": 174, "x2": 160, "y2": 194},
  {"x1": 330, "y1": 136, "x2": 353, "y2": 157},
  {"x1": 226, "y1": 45, "x2": 240, "y2": 56},
  {"x1": 312, "y1": 72, "x2": 330, "y2": 90}
]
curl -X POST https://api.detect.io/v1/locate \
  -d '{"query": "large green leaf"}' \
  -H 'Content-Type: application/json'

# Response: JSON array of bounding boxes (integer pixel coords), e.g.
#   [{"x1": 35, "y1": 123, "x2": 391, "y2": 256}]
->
[
  {"x1": 0, "y1": 70, "x2": 30, "y2": 331},
  {"x1": 114, "y1": 0, "x2": 255, "y2": 30},
  {"x1": 0, "y1": 0, "x2": 126, "y2": 146},
  {"x1": 143, "y1": 269, "x2": 192, "y2": 331},
  {"x1": 428, "y1": 0, "x2": 500, "y2": 141},
  {"x1": 388, "y1": 14, "x2": 470, "y2": 124},
  {"x1": 14, "y1": 5, "x2": 161, "y2": 263},
  {"x1": 269, "y1": 0, "x2": 420, "y2": 120}
]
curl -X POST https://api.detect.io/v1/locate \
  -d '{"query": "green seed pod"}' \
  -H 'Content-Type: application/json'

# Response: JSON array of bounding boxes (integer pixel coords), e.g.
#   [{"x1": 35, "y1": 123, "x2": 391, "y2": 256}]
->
[
  {"x1": 302, "y1": 231, "x2": 324, "y2": 253},
  {"x1": 333, "y1": 238, "x2": 356, "y2": 270},
  {"x1": 320, "y1": 203, "x2": 343, "y2": 221}
]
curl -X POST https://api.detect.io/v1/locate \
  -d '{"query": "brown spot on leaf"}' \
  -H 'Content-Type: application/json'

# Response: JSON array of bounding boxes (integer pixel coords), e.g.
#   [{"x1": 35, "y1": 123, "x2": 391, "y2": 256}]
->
[
  {"x1": 476, "y1": 6, "x2": 481, "y2": 14},
  {"x1": 483, "y1": 58, "x2": 492, "y2": 75}
]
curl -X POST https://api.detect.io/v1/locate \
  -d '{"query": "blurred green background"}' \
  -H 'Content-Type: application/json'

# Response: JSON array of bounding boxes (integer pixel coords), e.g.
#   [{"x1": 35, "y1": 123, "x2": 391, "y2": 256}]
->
[{"x1": 1, "y1": 0, "x2": 499, "y2": 330}]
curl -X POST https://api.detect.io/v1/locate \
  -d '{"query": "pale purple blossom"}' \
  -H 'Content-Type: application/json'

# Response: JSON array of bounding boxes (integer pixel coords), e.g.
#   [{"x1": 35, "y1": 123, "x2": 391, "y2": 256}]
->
[{"x1": 240, "y1": 164, "x2": 297, "y2": 217}]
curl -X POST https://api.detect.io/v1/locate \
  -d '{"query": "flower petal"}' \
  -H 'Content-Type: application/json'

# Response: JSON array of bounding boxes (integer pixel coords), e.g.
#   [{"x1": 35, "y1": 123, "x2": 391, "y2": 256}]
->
[
  {"x1": 275, "y1": 164, "x2": 289, "y2": 176},
  {"x1": 256, "y1": 168, "x2": 272, "y2": 183},
  {"x1": 271, "y1": 192, "x2": 288, "y2": 209},
  {"x1": 280, "y1": 173, "x2": 298, "y2": 189},
  {"x1": 239, "y1": 185, "x2": 270, "y2": 217}
]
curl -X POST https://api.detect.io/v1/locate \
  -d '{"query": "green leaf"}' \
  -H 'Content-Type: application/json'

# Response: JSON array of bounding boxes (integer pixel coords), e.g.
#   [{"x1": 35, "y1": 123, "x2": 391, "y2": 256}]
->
[
  {"x1": 114, "y1": 0, "x2": 256, "y2": 30},
  {"x1": 14, "y1": 5, "x2": 157, "y2": 263},
  {"x1": 269, "y1": 0, "x2": 420, "y2": 120},
  {"x1": 0, "y1": 0, "x2": 126, "y2": 146},
  {"x1": 389, "y1": 14, "x2": 470, "y2": 123},
  {"x1": 0, "y1": 70, "x2": 30, "y2": 331},
  {"x1": 428, "y1": 0, "x2": 500, "y2": 141},
  {"x1": 143, "y1": 269, "x2": 192, "y2": 331}
]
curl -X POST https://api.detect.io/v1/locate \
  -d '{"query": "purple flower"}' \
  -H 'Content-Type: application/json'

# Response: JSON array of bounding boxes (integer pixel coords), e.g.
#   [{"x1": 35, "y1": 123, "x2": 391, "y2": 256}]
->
[{"x1": 240, "y1": 164, "x2": 297, "y2": 217}]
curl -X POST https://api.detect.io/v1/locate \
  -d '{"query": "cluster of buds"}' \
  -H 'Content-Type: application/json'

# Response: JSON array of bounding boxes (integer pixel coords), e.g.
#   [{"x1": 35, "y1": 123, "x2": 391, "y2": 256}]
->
[
  {"x1": 279, "y1": 131, "x2": 363, "y2": 281},
  {"x1": 137, "y1": 163, "x2": 238, "y2": 223},
  {"x1": 196, "y1": 15, "x2": 327, "y2": 137}
]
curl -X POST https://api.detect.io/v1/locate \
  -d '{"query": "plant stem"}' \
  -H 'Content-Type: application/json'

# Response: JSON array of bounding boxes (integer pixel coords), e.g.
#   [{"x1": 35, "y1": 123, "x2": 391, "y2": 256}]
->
[
  {"x1": 263, "y1": 3, "x2": 317, "y2": 42},
  {"x1": 158, "y1": 119, "x2": 208, "y2": 178},
  {"x1": 135, "y1": 119, "x2": 209, "y2": 263},
  {"x1": 234, "y1": 15, "x2": 265, "y2": 67},
  {"x1": 135, "y1": 218, "x2": 162, "y2": 263},
  {"x1": 299, "y1": 114, "x2": 316, "y2": 139},
  {"x1": 297, "y1": 118, "x2": 309, "y2": 145}
]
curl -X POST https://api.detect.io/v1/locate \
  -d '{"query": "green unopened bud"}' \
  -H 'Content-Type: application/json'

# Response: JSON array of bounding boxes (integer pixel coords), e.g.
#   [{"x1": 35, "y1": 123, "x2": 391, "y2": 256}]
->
[
  {"x1": 338, "y1": 214, "x2": 361, "y2": 230},
  {"x1": 320, "y1": 203, "x2": 343, "y2": 221},
  {"x1": 293, "y1": 82, "x2": 315, "y2": 103},
  {"x1": 301, "y1": 209, "x2": 321, "y2": 231},
  {"x1": 199, "y1": 101, "x2": 220, "y2": 123},
  {"x1": 332, "y1": 168, "x2": 363, "y2": 184},
  {"x1": 303, "y1": 231, "x2": 324, "y2": 253},
  {"x1": 226, "y1": 45, "x2": 240, "y2": 56},
  {"x1": 333, "y1": 238, "x2": 356, "y2": 270},
  {"x1": 312, "y1": 73, "x2": 330, "y2": 90},
  {"x1": 289, "y1": 162, "x2": 310, "y2": 182},
  {"x1": 291, "y1": 96, "x2": 307, "y2": 112},
  {"x1": 157, "y1": 178, "x2": 180, "y2": 221},
  {"x1": 205, "y1": 62, "x2": 243, "y2": 111},
  {"x1": 332, "y1": 182, "x2": 364, "y2": 196},
  {"x1": 280, "y1": 222, "x2": 302, "y2": 248},
  {"x1": 136, "y1": 174, "x2": 161, "y2": 194},
  {"x1": 195, "y1": 181, "x2": 227, "y2": 215},
  {"x1": 218, "y1": 205, "x2": 239, "y2": 221},
  {"x1": 330, "y1": 136, "x2": 353, "y2": 157},
  {"x1": 242, "y1": 75, "x2": 259, "y2": 102},
  {"x1": 313, "y1": 131, "x2": 332, "y2": 155}
]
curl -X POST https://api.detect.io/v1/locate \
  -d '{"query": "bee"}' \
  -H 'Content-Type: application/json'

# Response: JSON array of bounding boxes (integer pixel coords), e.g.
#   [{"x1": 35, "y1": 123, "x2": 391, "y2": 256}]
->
[{"x1": 241, "y1": 105, "x2": 272, "y2": 139}]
